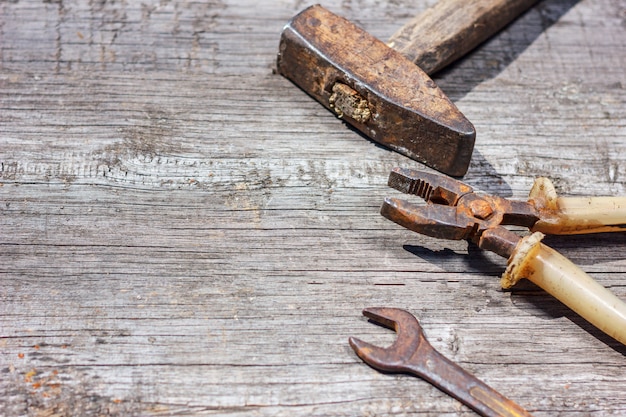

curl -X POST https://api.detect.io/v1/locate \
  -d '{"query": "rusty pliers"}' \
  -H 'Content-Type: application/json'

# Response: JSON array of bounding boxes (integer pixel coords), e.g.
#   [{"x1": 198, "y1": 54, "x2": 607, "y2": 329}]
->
[{"x1": 381, "y1": 167, "x2": 626, "y2": 345}]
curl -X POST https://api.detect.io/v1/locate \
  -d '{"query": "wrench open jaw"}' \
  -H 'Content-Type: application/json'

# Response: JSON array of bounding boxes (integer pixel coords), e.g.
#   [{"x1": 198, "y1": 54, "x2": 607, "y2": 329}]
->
[
  {"x1": 348, "y1": 307, "x2": 427, "y2": 374},
  {"x1": 349, "y1": 307, "x2": 534, "y2": 417}
]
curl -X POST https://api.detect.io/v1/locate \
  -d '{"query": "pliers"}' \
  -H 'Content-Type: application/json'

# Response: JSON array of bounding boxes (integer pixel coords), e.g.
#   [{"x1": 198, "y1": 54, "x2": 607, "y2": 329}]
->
[{"x1": 381, "y1": 167, "x2": 626, "y2": 345}]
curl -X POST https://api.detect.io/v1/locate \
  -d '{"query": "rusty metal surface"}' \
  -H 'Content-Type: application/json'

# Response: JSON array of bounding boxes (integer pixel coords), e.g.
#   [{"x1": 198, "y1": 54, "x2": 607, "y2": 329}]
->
[
  {"x1": 276, "y1": 5, "x2": 475, "y2": 176},
  {"x1": 381, "y1": 167, "x2": 540, "y2": 257},
  {"x1": 349, "y1": 307, "x2": 534, "y2": 417}
]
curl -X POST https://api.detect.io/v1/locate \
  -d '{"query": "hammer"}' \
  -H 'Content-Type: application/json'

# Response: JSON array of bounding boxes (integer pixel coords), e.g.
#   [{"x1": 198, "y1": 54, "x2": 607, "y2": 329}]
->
[{"x1": 277, "y1": 1, "x2": 539, "y2": 176}]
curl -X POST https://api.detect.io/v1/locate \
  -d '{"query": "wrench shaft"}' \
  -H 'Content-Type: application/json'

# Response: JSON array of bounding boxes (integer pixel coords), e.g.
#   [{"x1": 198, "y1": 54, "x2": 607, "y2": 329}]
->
[{"x1": 407, "y1": 347, "x2": 532, "y2": 417}]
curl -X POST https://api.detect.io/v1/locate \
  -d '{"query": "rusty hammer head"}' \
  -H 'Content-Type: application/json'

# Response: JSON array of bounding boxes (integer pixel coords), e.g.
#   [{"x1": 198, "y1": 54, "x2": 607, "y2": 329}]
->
[{"x1": 277, "y1": 5, "x2": 475, "y2": 177}]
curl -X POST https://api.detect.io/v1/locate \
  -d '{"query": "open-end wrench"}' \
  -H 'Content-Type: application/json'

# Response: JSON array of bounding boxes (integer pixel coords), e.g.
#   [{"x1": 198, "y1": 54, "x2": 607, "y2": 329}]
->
[{"x1": 349, "y1": 307, "x2": 533, "y2": 417}]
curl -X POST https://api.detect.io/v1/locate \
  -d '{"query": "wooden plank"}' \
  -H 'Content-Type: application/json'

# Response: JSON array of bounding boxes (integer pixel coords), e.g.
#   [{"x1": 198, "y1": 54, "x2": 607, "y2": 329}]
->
[{"x1": 1, "y1": 0, "x2": 626, "y2": 415}]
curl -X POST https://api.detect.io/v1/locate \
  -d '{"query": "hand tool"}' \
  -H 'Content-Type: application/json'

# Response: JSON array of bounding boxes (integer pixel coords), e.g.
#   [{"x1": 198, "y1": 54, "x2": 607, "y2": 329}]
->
[
  {"x1": 380, "y1": 167, "x2": 626, "y2": 345},
  {"x1": 349, "y1": 307, "x2": 534, "y2": 417},
  {"x1": 277, "y1": 1, "x2": 539, "y2": 176}
]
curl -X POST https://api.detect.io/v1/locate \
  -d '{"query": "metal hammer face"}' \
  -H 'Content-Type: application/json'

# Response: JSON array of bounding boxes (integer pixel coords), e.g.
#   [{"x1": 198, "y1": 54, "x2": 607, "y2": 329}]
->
[{"x1": 277, "y1": 5, "x2": 475, "y2": 177}]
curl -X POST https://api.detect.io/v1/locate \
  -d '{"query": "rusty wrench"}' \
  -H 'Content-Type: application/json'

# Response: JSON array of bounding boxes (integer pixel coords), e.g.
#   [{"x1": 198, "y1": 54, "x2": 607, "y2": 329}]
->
[{"x1": 350, "y1": 307, "x2": 534, "y2": 417}]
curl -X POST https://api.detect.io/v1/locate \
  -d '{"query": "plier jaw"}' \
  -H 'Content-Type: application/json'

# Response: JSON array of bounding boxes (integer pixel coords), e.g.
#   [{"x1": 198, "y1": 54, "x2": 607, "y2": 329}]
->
[
  {"x1": 382, "y1": 168, "x2": 540, "y2": 257},
  {"x1": 387, "y1": 167, "x2": 473, "y2": 206},
  {"x1": 381, "y1": 197, "x2": 478, "y2": 242}
]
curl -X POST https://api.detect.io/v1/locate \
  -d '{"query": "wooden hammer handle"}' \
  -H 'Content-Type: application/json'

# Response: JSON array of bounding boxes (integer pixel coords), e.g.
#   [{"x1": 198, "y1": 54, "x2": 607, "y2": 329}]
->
[{"x1": 387, "y1": 0, "x2": 540, "y2": 74}]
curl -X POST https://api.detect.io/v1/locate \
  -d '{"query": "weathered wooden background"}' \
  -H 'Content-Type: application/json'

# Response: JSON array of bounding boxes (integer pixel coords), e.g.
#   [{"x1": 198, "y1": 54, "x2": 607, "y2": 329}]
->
[{"x1": 1, "y1": 0, "x2": 625, "y2": 415}]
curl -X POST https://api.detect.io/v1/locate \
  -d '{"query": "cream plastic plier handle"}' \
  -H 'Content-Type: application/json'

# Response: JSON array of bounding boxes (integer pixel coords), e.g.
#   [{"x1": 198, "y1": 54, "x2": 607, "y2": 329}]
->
[
  {"x1": 529, "y1": 177, "x2": 626, "y2": 235},
  {"x1": 502, "y1": 232, "x2": 626, "y2": 345}
]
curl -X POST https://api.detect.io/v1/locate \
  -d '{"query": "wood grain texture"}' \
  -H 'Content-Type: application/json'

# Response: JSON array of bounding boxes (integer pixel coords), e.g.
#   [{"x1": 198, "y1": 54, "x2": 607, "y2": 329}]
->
[
  {"x1": 387, "y1": 0, "x2": 540, "y2": 74},
  {"x1": 1, "y1": 0, "x2": 625, "y2": 416}
]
